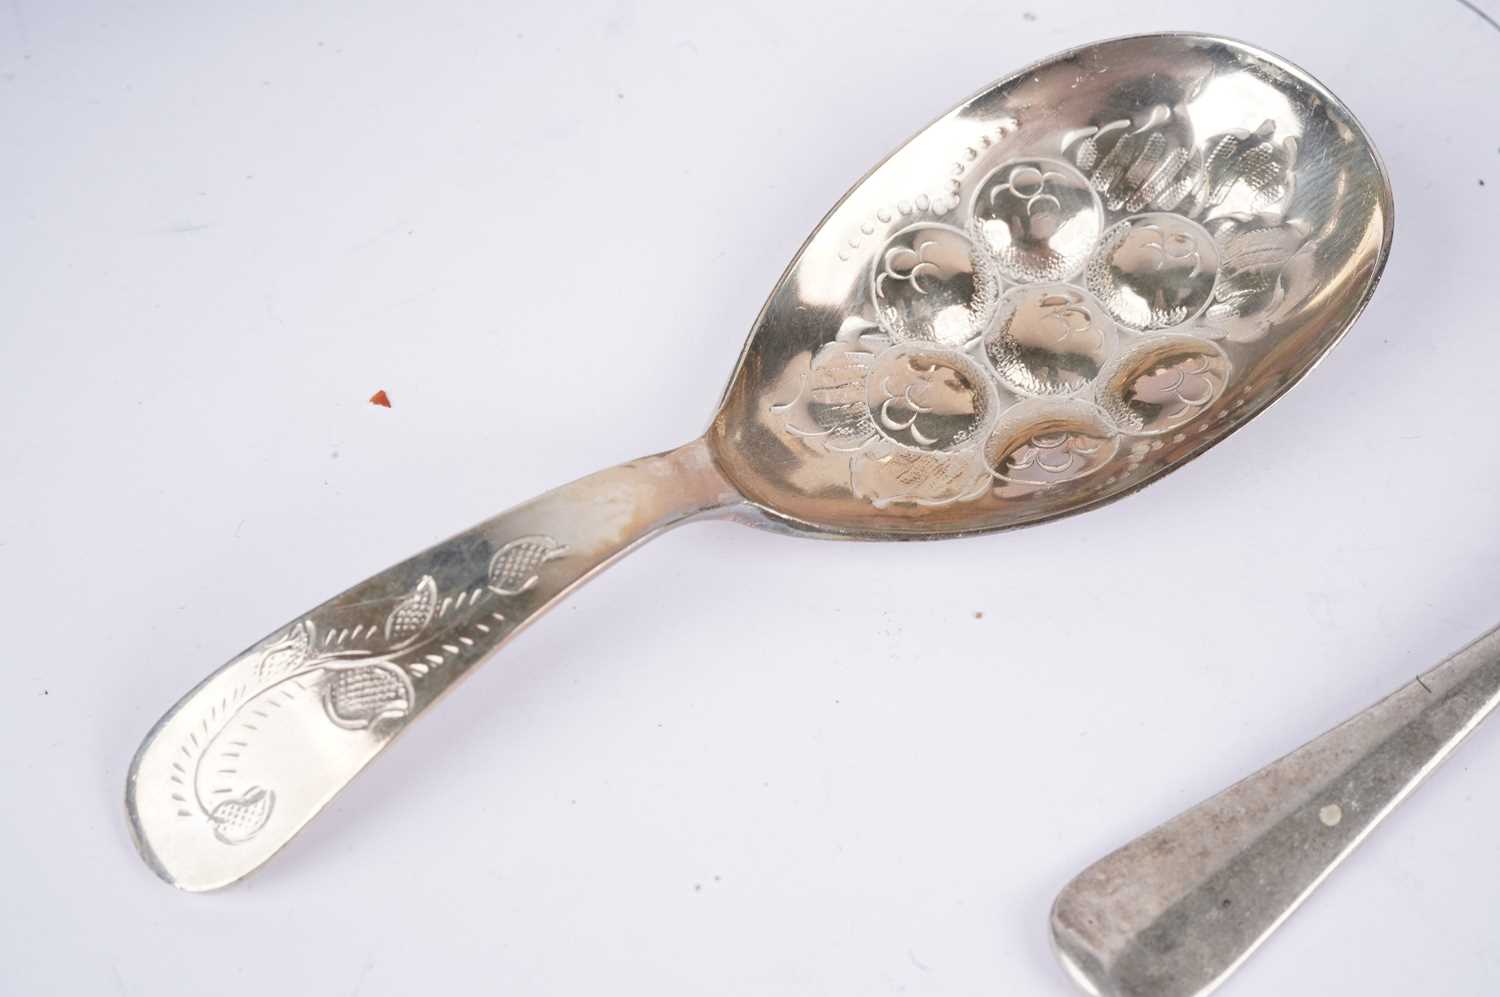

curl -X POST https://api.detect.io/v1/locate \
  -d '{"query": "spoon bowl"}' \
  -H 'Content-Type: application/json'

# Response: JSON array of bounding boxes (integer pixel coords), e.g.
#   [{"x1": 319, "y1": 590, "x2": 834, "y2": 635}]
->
[
  {"x1": 127, "y1": 33, "x2": 1392, "y2": 891},
  {"x1": 711, "y1": 32, "x2": 1392, "y2": 536}
]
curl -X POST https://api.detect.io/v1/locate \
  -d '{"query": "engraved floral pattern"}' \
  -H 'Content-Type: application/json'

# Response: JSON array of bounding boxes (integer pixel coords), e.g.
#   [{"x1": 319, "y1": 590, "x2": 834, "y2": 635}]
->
[
  {"x1": 772, "y1": 97, "x2": 1309, "y2": 508},
  {"x1": 169, "y1": 535, "x2": 568, "y2": 846}
]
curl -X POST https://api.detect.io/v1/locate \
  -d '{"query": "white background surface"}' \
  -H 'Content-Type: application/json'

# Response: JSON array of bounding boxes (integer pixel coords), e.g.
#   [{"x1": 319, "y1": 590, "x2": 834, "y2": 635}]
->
[{"x1": 4, "y1": 2, "x2": 1500, "y2": 994}]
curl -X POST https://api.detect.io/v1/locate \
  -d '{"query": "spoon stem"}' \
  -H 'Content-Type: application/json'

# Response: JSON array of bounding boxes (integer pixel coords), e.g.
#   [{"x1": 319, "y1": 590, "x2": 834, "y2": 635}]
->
[
  {"x1": 1050, "y1": 624, "x2": 1500, "y2": 997},
  {"x1": 126, "y1": 438, "x2": 741, "y2": 891}
]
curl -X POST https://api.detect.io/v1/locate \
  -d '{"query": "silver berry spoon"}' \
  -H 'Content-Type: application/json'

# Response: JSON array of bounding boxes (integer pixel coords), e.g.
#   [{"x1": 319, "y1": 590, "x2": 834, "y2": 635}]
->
[{"x1": 127, "y1": 33, "x2": 1392, "y2": 891}]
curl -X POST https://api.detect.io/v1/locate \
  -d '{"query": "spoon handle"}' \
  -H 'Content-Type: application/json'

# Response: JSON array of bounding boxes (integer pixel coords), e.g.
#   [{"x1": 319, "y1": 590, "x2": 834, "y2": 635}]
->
[
  {"x1": 126, "y1": 438, "x2": 740, "y2": 891},
  {"x1": 1050, "y1": 624, "x2": 1500, "y2": 997}
]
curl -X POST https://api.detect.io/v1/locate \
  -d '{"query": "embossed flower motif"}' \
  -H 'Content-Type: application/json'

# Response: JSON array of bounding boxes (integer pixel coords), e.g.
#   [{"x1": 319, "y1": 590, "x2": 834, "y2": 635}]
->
[
  {"x1": 1085, "y1": 213, "x2": 1219, "y2": 331},
  {"x1": 986, "y1": 398, "x2": 1121, "y2": 492},
  {"x1": 774, "y1": 104, "x2": 1306, "y2": 509},
  {"x1": 1097, "y1": 336, "x2": 1230, "y2": 436},
  {"x1": 970, "y1": 159, "x2": 1102, "y2": 283},
  {"x1": 873, "y1": 223, "x2": 1000, "y2": 347},
  {"x1": 772, "y1": 319, "x2": 999, "y2": 507},
  {"x1": 984, "y1": 284, "x2": 1119, "y2": 397}
]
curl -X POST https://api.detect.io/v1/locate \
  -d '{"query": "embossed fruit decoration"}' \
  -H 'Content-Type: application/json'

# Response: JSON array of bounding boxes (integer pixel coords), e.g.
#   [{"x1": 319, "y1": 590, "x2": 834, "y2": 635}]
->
[
  {"x1": 1203, "y1": 212, "x2": 1315, "y2": 338},
  {"x1": 866, "y1": 346, "x2": 992, "y2": 450},
  {"x1": 1099, "y1": 337, "x2": 1230, "y2": 435},
  {"x1": 1196, "y1": 119, "x2": 1298, "y2": 217},
  {"x1": 873, "y1": 224, "x2": 999, "y2": 346},
  {"x1": 987, "y1": 398, "x2": 1121, "y2": 492},
  {"x1": 1086, "y1": 213, "x2": 1219, "y2": 331},
  {"x1": 771, "y1": 91, "x2": 1307, "y2": 510},
  {"x1": 971, "y1": 159, "x2": 1102, "y2": 282},
  {"x1": 985, "y1": 285, "x2": 1119, "y2": 396}
]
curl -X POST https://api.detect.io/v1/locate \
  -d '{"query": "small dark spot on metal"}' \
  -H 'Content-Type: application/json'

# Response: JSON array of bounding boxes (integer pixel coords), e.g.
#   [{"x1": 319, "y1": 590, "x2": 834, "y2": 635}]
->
[
  {"x1": 1022, "y1": 10, "x2": 1038, "y2": 20},
  {"x1": 974, "y1": 610, "x2": 984, "y2": 619},
  {"x1": 1221, "y1": 897, "x2": 1231, "y2": 908}
]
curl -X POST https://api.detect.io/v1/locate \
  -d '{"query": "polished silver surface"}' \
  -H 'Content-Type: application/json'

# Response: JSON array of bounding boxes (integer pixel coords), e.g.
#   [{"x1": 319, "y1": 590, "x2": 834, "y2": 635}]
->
[
  {"x1": 127, "y1": 33, "x2": 1393, "y2": 891},
  {"x1": 713, "y1": 34, "x2": 1391, "y2": 531},
  {"x1": 1050, "y1": 625, "x2": 1500, "y2": 997}
]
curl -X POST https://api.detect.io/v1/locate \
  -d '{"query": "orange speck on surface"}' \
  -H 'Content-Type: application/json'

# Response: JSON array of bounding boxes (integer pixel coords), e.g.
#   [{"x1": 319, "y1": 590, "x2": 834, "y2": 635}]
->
[{"x1": 369, "y1": 389, "x2": 391, "y2": 408}]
